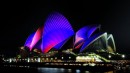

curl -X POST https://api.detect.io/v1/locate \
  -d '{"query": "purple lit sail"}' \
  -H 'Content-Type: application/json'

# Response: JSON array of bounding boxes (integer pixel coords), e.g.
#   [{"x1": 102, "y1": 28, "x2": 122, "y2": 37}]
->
[
  {"x1": 42, "y1": 12, "x2": 74, "y2": 53},
  {"x1": 53, "y1": 39, "x2": 68, "y2": 49},
  {"x1": 23, "y1": 11, "x2": 115, "y2": 54},
  {"x1": 24, "y1": 26, "x2": 43, "y2": 51},
  {"x1": 74, "y1": 25, "x2": 99, "y2": 49},
  {"x1": 24, "y1": 33, "x2": 35, "y2": 51}
]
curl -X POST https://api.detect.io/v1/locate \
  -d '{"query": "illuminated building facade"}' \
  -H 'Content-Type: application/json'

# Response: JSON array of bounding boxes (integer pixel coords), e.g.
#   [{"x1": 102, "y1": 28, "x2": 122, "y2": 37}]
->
[{"x1": 20, "y1": 12, "x2": 116, "y2": 62}]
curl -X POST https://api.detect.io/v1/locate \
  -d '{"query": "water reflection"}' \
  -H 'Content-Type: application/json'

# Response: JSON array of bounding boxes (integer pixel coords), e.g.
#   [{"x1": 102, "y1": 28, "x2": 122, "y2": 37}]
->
[
  {"x1": 1, "y1": 67, "x2": 130, "y2": 73},
  {"x1": 38, "y1": 68, "x2": 72, "y2": 73},
  {"x1": 37, "y1": 68, "x2": 97, "y2": 73},
  {"x1": 37, "y1": 67, "x2": 117, "y2": 73},
  {"x1": 76, "y1": 69, "x2": 80, "y2": 73}
]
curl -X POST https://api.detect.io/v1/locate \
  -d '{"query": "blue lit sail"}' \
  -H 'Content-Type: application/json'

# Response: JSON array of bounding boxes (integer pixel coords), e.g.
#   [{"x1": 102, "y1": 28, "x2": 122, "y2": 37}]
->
[
  {"x1": 24, "y1": 26, "x2": 43, "y2": 51},
  {"x1": 23, "y1": 12, "x2": 116, "y2": 54},
  {"x1": 24, "y1": 33, "x2": 35, "y2": 51},
  {"x1": 74, "y1": 25, "x2": 100, "y2": 49},
  {"x1": 42, "y1": 12, "x2": 74, "y2": 53}
]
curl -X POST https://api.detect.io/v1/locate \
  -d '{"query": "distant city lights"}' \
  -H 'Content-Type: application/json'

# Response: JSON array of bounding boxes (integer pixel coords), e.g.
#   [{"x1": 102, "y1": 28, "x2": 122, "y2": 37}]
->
[
  {"x1": 108, "y1": 55, "x2": 111, "y2": 58},
  {"x1": 122, "y1": 54, "x2": 125, "y2": 58}
]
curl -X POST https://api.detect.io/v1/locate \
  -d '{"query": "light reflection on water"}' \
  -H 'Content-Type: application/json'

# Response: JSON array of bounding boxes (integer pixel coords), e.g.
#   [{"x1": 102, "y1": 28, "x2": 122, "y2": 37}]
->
[
  {"x1": 37, "y1": 67, "x2": 80, "y2": 73},
  {"x1": 37, "y1": 67, "x2": 115, "y2": 73},
  {"x1": 38, "y1": 68, "x2": 73, "y2": 73}
]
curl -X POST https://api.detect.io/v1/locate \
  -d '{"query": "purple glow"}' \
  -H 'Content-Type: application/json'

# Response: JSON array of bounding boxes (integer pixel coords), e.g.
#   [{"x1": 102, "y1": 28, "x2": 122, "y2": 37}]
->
[
  {"x1": 74, "y1": 37, "x2": 84, "y2": 49},
  {"x1": 42, "y1": 12, "x2": 74, "y2": 53},
  {"x1": 30, "y1": 27, "x2": 43, "y2": 51},
  {"x1": 24, "y1": 33, "x2": 35, "y2": 51},
  {"x1": 24, "y1": 26, "x2": 43, "y2": 51},
  {"x1": 54, "y1": 39, "x2": 68, "y2": 50},
  {"x1": 74, "y1": 25, "x2": 99, "y2": 49},
  {"x1": 24, "y1": 12, "x2": 104, "y2": 53}
]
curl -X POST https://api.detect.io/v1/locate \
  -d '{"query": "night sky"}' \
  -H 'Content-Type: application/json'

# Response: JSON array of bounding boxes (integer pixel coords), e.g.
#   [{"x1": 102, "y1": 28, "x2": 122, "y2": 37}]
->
[{"x1": 0, "y1": 1, "x2": 130, "y2": 56}]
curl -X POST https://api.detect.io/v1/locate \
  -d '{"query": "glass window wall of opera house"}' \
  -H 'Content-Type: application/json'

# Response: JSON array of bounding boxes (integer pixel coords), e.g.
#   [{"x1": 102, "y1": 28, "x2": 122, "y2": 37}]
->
[{"x1": 5, "y1": 12, "x2": 125, "y2": 63}]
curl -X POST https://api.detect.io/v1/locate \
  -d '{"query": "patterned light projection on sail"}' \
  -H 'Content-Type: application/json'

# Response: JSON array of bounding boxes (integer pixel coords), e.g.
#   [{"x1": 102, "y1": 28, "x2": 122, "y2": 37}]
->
[
  {"x1": 42, "y1": 12, "x2": 74, "y2": 53},
  {"x1": 24, "y1": 26, "x2": 43, "y2": 51},
  {"x1": 74, "y1": 25, "x2": 99, "y2": 49},
  {"x1": 54, "y1": 39, "x2": 68, "y2": 50},
  {"x1": 24, "y1": 33, "x2": 35, "y2": 51},
  {"x1": 23, "y1": 12, "x2": 115, "y2": 54}
]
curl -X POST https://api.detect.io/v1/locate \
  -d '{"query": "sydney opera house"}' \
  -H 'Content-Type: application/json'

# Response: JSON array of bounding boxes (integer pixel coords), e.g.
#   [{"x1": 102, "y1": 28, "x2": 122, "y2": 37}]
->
[{"x1": 18, "y1": 12, "x2": 116, "y2": 62}]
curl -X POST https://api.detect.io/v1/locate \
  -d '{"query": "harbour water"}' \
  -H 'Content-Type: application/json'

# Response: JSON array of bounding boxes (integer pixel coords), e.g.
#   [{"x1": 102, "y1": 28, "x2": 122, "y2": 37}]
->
[
  {"x1": 37, "y1": 67, "x2": 113, "y2": 73},
  {"x1": 0, "y1": 67, "x2": 130, "y2": 73}
]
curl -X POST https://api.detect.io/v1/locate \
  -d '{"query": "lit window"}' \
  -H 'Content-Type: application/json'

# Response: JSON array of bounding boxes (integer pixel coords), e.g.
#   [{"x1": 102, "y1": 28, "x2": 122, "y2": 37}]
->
[
  {"x1": 55, "y1": 57, "x2": 57, "y2": 59},
  {"x1": 38, "y1": 58, "x2": 40, "y2": 62},
  {"x1": 51, "y1": 58, "x2": 53, "y2": 60}
]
